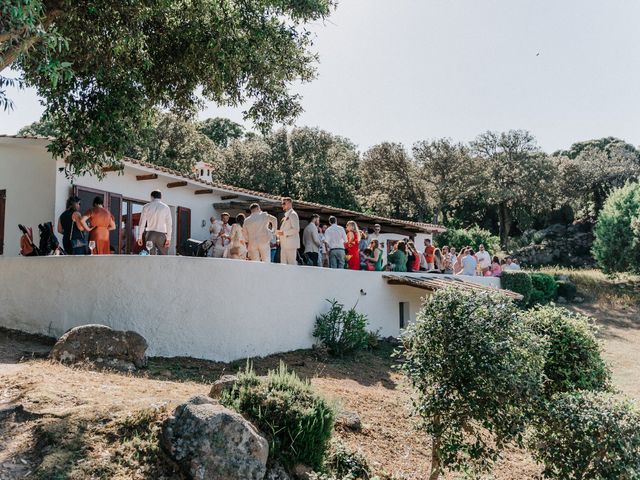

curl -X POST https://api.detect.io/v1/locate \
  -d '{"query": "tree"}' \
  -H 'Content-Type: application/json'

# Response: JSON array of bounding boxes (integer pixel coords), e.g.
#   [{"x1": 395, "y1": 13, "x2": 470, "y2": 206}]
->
[
  {"x1": 359, "y1": 142, "x2": 430, "y2": 222},
  {"x1": 412, "y1": 138, "x2": 476, "y2": 224},
  {"x1": 197, "y1": 117, "x2": 245, "y2": 147},
  {"x1": 1, "y1": 0, "x2": 334, "y2": 175},
  {"x1": 398, "y1": 287, "x2": 545, "y2": 480},
  {"x1": 592, "y1": 181, "x2": 640, "y2": 273},
  {"x1": 555, "y1": 138, "x2": 640, "y2": 220},
  {"x1": 471, "y1": 130, "x2": 559, "y2": 248},
  {"x1": 128, "y1": 112, "x2": 220, "y2": 174},
  {"x1": 17, "y1": 115, "x2": 59, "y2": 137}
]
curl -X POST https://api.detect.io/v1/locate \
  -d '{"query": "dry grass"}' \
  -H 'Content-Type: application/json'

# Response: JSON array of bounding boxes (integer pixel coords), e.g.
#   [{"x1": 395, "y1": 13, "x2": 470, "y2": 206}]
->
[{"x1": 536, "y1": 267, "x2": 640, "y2": 306}]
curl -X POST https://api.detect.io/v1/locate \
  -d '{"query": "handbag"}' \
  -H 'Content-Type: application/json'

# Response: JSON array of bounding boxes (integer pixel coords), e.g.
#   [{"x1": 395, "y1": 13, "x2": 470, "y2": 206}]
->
[{"x1": 69, "y1": 214, "x2": 87, "y2": 249}]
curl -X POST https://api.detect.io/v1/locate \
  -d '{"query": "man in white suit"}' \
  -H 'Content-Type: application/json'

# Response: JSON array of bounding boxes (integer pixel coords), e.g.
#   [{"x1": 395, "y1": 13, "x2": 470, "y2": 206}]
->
[
  {"x1": 302, "y1": 214, "x2": 322, "y2": 266},
  {"x1": 243, "y1": 203, "x2": 277, "y2": 262},
  {"x1": 276, "y1": 197, "x2": 300, "y2": 265}
]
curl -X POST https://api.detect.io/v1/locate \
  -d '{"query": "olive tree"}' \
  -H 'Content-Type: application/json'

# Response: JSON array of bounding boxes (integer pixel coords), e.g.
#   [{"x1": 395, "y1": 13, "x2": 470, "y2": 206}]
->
[
  {"x1": 1, "y1": 0, "x2": 334, "y2": 175},
  {"x1": 398, "y1": 287, "x2": 546, "y2": 480}
]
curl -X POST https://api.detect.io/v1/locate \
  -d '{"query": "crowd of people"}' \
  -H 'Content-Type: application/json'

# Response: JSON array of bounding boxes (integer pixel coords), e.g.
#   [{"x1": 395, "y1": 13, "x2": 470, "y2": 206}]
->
[{"x1": 22, "y1": 192, "x2": 521, "y2": 277}]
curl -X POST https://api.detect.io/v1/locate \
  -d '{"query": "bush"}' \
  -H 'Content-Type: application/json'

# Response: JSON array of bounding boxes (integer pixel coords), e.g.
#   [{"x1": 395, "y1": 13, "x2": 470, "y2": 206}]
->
[
  {"x1": 555, "y1": 279, "x2": 577, "y2": 300},
  {"x1": 435, "y1": 225, "x2": 500, "y2": 254},
  {"x1": 313, "y1": 299, "x2": 370, "y2": 356},
  {"x1": 220, "y1": 362, "x2": 335, "y2": 470},
  {"x1": 314, "y1": 439, "x2": 374, "y2": 480},
  {"x1": 529, "y1": 272, "x2": 558, "y2": 306},
  {"x1": 398, "y1": 287, "x2": 546, "y2": 479},
  {"x1": 525, "y1": 306, "x2": 610, "y2": 397},
  {"x1": 501, "y1": 270, "x2": 533, "y2": 306},
  {"x1": 532, "y1": 391, "x2": 640, "y2": 479},
  {"x1": 593, "y1": 181, "x2": 640, "y2": 273}
]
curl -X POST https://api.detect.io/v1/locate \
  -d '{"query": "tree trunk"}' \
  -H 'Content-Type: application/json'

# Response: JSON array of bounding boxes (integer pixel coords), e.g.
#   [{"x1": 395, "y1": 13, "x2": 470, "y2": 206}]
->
[
  {"x1": 498, "y1": 202, "x2": 511, "y2": 250},
  {"x1": 429, "y1": 418, "x2": 442, "y2": 480}
]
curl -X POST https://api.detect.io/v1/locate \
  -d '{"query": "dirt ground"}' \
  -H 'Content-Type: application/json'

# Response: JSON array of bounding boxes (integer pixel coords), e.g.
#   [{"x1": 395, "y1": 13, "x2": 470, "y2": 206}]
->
[{"x1": 0, "y1": 301, "x2": 638, "y2": 480}]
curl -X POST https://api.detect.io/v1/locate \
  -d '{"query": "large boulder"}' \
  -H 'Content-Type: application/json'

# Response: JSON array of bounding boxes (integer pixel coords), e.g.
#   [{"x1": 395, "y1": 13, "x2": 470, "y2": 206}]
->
[
  {"x1": 162, "y1": 395, "x2": 269, "y2": 480},
  {"x1": 50, "y1": 324, "x2": 148, "y2": 370}
]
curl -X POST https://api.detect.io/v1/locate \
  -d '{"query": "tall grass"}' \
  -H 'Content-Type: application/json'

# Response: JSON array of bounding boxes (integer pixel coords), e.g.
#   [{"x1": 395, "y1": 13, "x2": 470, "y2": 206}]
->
[{"x1": 536, "y1": 267, "x2": 640, "y2": 306}]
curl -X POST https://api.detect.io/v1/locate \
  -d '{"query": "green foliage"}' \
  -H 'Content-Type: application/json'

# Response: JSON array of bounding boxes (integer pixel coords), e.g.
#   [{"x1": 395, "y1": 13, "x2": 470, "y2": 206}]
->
[
  {"x1": 525, "y1": 306, "x2": 610, "y2": 397},
  {"x1": 4, "y1": 0, "x2": 334, "y2": 175},
  {"x1": 532, "y1": 391, "x2": 640, "y2": 479},
  {"x1": 17, "y1": 115, "x2": 59, "y2": 137},
  {"x1": 529, "y1": 272, "x2": 558, "y2": 306},
  {"x1": 555, "y1": 279, "x2": 577, "y2": 300},
  {"x1": 398, "y1": 287, "x2": 546, "y2": 479},
  {"x1": 220, "y1": 362, "x2": 335, "y2": 471},
  {"x1": 313, "y1": 299, "x2": 370, "y2": 357},
  {"x1": 435, "y1": 225, "x2": 500, "y2": 253},
  {"x1": 501, "y1": 271, "x2": 533, "y2": 306},
  {"x1": 197, "y1": 117, "x2": 245, "y2": 147},
  {"x1": 593, "y1": 182, "x2": 640, "y2": 273},
  {"x1": 314, "y1": 439, "x2": 374, "y2": 480}
]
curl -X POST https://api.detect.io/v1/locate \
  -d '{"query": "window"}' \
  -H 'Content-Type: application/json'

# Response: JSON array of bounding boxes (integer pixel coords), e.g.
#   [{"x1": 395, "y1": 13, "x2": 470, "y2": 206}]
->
[
  {"x1": 200, "y1": 169, "x2": 204, "y2": 176},
  {"x1": 0, "y1": 190, "x2": 5, "y2": 255},
  {"x1": 399, "y1": 302, "x2": 409, "y2": 329}
]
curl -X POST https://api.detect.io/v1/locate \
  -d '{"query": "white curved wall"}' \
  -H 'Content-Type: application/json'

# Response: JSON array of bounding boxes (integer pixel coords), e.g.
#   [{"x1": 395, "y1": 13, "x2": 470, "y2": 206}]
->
[{"x1": 0, "y1": 257, "x2": 501, "y2": 362}]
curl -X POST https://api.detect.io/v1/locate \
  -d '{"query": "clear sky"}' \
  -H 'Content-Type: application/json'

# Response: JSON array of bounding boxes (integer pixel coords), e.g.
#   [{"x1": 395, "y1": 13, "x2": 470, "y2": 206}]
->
[{"x1": 2, "y1": 0, "x2": 640, "y2": 153}]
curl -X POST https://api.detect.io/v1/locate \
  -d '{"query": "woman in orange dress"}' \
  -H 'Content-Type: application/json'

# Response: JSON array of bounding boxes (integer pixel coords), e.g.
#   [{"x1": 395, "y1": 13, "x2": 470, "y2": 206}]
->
[
  {"x1": 81, "y1": 196, "x2": 115, "y2": 254},
  {"x1": 345, "y1": 220, "x2": 361, "y2": 270}
]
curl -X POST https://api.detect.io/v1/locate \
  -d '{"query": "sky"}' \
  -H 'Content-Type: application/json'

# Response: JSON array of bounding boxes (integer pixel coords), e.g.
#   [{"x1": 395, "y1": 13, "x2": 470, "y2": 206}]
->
[{"x1": 2, "y1": 0, "x2": 640, "y2": 153}]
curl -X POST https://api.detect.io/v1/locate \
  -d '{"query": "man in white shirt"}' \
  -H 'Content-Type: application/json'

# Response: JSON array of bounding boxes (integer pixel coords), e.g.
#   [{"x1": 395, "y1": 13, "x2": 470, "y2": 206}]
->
[
  {"x1": 475, "y1": 244, "x2": 491, "y2": 274},
  {"x1": 324, "y1": 216, "x2": 348, "y2": 269},
  {"x1": 369, "y1": 224, "x2": 382, "y2": 242},
  {"x1": 209, "y1": 212, "x2": 232, "y2": 258},
  {"x1": 137, "y1": 190, "x2": 173, "y2": 255},
  {"x1": 503, "y1": 257, "x2": 521, "y2": 270},
  {"x1": 276, "y1": 197, "x2": 300, "y2": 265},
  {"x1": 302, "y1": 214, "x2": 322, "y2": 266},
  {"x1": 243, "y1": 203, "x2": 277, "y2": 262},
  {"x1": 459, "y1": 248, "x2": 478, "y2": 276}
]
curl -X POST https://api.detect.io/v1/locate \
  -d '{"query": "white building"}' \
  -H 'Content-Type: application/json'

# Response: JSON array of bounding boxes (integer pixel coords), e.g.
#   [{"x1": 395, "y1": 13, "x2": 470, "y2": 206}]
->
[{"x1": 0, "y1": 135, "x2": 518, "y2": 362}]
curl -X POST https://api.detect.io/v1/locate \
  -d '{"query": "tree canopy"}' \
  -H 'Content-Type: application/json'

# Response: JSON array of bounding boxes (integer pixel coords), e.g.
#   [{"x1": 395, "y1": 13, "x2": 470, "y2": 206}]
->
[{"x1": 1, "y1": 0, "x2": 334, "y2": 175}]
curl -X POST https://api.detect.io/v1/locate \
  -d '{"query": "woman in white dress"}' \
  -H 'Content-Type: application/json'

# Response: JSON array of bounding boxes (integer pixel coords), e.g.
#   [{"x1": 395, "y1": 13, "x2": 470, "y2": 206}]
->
[{"x1": 224, "y1": 223, "x2": 247, "y2": 259}]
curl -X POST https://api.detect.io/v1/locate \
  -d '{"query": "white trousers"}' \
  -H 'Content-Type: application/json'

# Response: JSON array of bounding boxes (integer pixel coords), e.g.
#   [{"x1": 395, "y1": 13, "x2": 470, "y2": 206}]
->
[
  {"x1": 212, "y1": 244, "x2": 226, "y2": 258},
  {"x1": 280, "y1": 248, "x2": 298, "y2": 265},
  {"x1": 248, "y1": 243, "x2": 271, "y2": 262}
]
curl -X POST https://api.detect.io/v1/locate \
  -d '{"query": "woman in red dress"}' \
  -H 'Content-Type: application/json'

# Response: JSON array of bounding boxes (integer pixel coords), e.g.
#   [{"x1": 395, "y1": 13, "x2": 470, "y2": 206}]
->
[
  {"x1": 345, "y1": 221, "x2": 361, "y2": 270},
  {"x1": 81, "y1": 196, "x2": 115, "y2": 254}
]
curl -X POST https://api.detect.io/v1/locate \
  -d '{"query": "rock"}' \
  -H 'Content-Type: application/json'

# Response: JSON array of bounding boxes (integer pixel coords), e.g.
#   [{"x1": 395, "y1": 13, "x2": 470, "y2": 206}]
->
[
  {"x1": 291, "y1": 464, "x2": 313, "y2": 480},
  {"x1": 265, "y1": 462, "x2": 292, "y2": 480},
  {"x1": 209, "y1": 374, "x2": 238, "y2": 398},
  {"x1": 50, "y1": 324, "x2": 148, "y2": 370},
  {"x1": 574, "y1": 296, "x2": 585, "y2": 303},
  {"x1": 336, "y1": 410, "x2": 362, "y2": 431},
  {"x1": 557, "y1": 296, "x2": 567, "y2": 304},
  {"x1": 161, "y1": 395, "x2": 268, "y2": 480}
]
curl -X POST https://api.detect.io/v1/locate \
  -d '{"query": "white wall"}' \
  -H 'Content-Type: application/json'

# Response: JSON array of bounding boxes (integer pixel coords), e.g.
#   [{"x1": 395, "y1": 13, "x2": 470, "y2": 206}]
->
[
  {"x1": 0, "y1": 256, "x2": 502, "y2": 362},
  {"x1": 0, "y1": 138, "x2": 57, "y2": 256}
]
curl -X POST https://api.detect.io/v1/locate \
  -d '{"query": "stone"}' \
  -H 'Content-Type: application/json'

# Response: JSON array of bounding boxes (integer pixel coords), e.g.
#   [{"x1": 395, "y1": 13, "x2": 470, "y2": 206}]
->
[
  {"x1": 265, "y1": 462, "x2": 292, "y2": 480},
  {"x1": 161, "y1": 395, "x2": 268, "y2": 480},
  {"x1": 336, "y1": 410, "x2": 362, "y2": 431},
  {"x1": 50, "y1": 324, "x2": 148, "y2": 370},
  {"x1": 209, "y1": 374, "x2": 239, "y2": 398},
  {"x1": 291, "y1": 464, "x2": 313, "y2": 480},
  {"x1": 557, "y1": 296, "x2": 567, "y2": 304},
  {"x1": 574, "y1": 296, "x2": 585, "y2": 303}
]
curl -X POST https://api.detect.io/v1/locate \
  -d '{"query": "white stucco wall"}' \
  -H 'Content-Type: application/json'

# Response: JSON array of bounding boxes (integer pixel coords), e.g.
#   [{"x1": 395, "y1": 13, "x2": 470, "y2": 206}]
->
[
  {"x1": 0, "y1": 256, "x2": 501, "y2": 362},
  {"x1": 0, "y1": 138, "x2": 57, "y2": 256}
]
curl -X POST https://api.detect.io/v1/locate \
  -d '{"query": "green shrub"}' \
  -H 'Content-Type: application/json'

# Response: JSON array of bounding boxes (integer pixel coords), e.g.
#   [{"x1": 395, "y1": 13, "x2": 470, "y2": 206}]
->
[
  {"x1": 525, "y1": 306, "x2": 610, "y2": 397},
  {"x1": 316, "y1": 439, "x2": 373, "y2": 480},
  {"x1": 435, "y1": 225, "x2": 500, "y2": 254},
  {"x1": 220, "y1": 362, "x2": 335, "y2": 470},
  {"x1": 529, "y1": 272, "x2": 558, "y2": 306},
  {"x1": 532, "y1": 391, "x2": 640, "y2": 479},
  {"x1": 501, "y1": 270, "x2": 533, "y2": 306},
  {"x1": 555, "y1": 279, "x2": 577, "y2": 300},
  {"x1": 313, "y1": 299, "x2": 370, "y2": 356},
  {"x1": 397, "y1": 287, "x2": 546, "y2": 479},
  {"x1": 593, "y1": 181, "x2": 640, "y2": 273}
]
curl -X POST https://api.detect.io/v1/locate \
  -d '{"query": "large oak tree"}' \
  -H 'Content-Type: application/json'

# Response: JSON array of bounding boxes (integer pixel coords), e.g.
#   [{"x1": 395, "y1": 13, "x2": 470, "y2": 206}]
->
[{"x1": 1, "y1": 0, "x2": 334, "y2": 174}]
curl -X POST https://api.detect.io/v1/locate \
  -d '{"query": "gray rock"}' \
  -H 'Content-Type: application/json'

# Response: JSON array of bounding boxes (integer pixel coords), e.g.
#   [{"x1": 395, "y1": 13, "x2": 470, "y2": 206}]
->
[
  {"x1": 209, "y1": 374, "x2": 239, "y2": 398},
  {"x1": 265, "y1": 462, "x2": 292, "y2": 480},
  {"x1": 292, "y1": 464, "x2": 313, "y2": 480},
  {"x1": 336, "y1": 410, "x2": 362, "y2": 431},
  {"x1": 50, "y1": 324, "x2": 148, "y2": 369},
  {"x1": 162, "y1": 395, "x2": 268, "y2": 480},
  {"x1": 574, "y1": 296, "x2": 585, "y2": 303},
  {"x1": 557, "y1": 296, "x2": 567, "y2": 304}
]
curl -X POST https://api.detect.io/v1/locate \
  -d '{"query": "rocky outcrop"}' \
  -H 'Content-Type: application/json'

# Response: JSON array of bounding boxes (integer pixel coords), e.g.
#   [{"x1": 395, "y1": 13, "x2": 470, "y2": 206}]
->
[
  {"x1": 161, "y1": 395, "x2": 269, "y2": 480},
  {"x1": 512, "y1": 223, "x2": 595, "y2": 267},
  {"x1": 335, "y1": 410, "x2": 362, "y2": 432},
  {"x1": 209, "y1": 374, "x2": 238, "y2": 399},
  {"x1": 50, "y1": 324, "x2": 148, "y2": 371}
]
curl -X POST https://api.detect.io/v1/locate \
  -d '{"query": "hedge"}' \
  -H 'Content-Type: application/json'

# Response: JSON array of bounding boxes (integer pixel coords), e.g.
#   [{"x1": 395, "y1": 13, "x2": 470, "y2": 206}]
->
[
  {"x1": 529, "y1": 273, "x2": 558, "y2": 306},
  {"x1": 501, "y1": 271, "x2": 533, "y2": 306}
]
